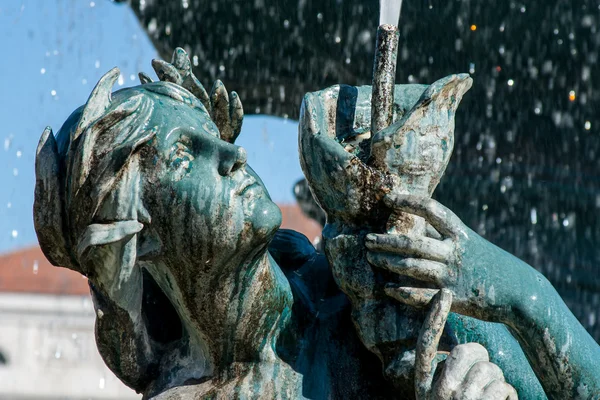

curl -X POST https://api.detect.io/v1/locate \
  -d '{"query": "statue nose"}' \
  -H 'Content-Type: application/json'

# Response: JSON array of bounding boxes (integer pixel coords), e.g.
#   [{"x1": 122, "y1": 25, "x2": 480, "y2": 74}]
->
[{"x1": 218, "y1": 145, "x2": 247, "y2": 176}]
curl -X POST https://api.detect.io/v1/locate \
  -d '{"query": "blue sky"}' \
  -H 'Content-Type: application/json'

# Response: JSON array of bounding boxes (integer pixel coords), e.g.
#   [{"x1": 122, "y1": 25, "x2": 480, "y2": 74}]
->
[{"x1": 0, "y1": 0, "x2": 303, "y2": 253}]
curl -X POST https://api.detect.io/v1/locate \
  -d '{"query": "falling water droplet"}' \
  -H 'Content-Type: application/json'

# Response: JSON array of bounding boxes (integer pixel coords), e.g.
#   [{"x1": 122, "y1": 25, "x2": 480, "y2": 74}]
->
[
  {"x1": 4, "y1": 135, "x2": 13, "y2": 151},
  {"x1": 530, "y1": 208, "x2": 538, "y2": 224}
]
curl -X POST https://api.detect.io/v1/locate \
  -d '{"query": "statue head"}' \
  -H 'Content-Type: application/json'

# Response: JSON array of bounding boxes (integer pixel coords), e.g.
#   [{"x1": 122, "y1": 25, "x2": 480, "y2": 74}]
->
[
  {"x1": 35, "y1": 66, "x2": 281, "y2": 278},
  {"x1": 34, "y1": 66, "x2": 284, "y2": 391}
]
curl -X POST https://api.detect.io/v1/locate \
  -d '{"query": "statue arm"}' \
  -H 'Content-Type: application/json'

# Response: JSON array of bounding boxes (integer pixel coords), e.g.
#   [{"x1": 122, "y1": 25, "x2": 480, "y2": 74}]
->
[
  {"x1": 368, "y1": 193, "x2": 600, "y2": 398},
  {"x1": 498, "y1": 249, "x2": 600, "y2": 399}
]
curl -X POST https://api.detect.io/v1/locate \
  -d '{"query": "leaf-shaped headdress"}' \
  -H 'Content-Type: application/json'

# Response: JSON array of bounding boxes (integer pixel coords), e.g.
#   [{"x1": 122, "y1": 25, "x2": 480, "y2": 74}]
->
[{"x1": 143, "y1": 47, "x2": 244, "y2": 144}]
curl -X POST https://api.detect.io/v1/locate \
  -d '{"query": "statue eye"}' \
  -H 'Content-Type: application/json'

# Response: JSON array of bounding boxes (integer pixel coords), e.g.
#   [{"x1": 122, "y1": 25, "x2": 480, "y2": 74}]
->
[{"x1": 169, "y1": 142, "x2": 195, "y2": 171}]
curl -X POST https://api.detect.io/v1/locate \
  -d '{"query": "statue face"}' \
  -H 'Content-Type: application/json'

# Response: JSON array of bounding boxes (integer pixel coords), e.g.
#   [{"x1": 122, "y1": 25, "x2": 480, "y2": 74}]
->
[
  {"x1": 138, "y1": 88, "x2": 282, "y2": 270},
  {"x1": 45, "y1": 78, "x2": 284, "y2": 384}
]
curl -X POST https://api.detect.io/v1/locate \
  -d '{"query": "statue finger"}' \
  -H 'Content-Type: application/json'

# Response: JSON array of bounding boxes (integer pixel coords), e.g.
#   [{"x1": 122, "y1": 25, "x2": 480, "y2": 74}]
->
[
  {"x1": 365, "y1": 234, "x2": 453, "y2": 263},
  {"x1": 229, "y1": 91, "x2": 244, "y2": 143},
  {"x1": 432, "y1": 343, "x2": 490, "y2": 399},
  {"x1": 415, "y1": 289, "x2": 453, "y2": 400},
  {"x1": 481, "y1": 380, "x2": 519, "y2": 400},
  {"x1": 455, "y1": 361, "x2": 507, "y2": 400},
  {"x1": 426, "y1": 223, "x2": 442, "y2": 240},
  {"x1": 366, "y1": 254, "x2": 447, "y2": 286},
  {"x1": 151, "y1": 59, "x2": 183, "y2": 85},
  {"x1": 387, "y1": 288, "x2": 486, "y2": 320},
  {"x1": 210, "y1": 80, "x2": 233, "y2": 142},
  {"x1": 383, "y1": 193, "x2": 466, "y2": 239},
  {"x1": 384, "y1": 286, "x2": 440, "y2": 308}
]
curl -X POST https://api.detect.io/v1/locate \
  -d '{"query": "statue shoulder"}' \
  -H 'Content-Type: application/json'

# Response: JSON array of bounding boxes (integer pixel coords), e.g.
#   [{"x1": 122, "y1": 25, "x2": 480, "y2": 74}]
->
[{"x1": 268, "y1": 229, "x2": 318, "y2": 271}]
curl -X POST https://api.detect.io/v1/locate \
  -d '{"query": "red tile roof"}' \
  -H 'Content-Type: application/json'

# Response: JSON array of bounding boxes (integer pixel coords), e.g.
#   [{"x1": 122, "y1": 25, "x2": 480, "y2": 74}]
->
[
  {"x1": 279, "y1": 203, "x2": 323, "y2": 244},
  {"x1": 0, "y1": 204, "x2": 322, "y2": 295},
  {"x1": 0, "y1": 245, "x2": 89, "y2": 296}
]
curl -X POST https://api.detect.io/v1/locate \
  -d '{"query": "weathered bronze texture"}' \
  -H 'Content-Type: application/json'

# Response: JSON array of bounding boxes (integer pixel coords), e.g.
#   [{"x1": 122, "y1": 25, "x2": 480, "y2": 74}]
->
[{"x1": 33, "y1": 47, "x2": 600, "y2": 399}]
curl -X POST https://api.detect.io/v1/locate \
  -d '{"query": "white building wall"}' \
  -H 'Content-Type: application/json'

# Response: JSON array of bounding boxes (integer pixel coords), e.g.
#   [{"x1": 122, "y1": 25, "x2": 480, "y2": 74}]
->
[{"x1": 0, "y1": 293, "x2": 139, "y2": 400}]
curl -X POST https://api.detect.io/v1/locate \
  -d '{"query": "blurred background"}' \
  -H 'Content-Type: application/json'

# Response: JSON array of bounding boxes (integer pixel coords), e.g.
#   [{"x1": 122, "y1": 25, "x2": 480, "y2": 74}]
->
[{"x1": 0, "y1": 0, "x2": 599, "y2": 398}]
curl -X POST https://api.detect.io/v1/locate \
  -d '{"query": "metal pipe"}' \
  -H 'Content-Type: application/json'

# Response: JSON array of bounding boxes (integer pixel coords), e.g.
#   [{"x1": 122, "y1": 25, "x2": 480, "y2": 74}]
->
[{"x1": 370, "y1": 24, "x2": 400, "y2": 143}]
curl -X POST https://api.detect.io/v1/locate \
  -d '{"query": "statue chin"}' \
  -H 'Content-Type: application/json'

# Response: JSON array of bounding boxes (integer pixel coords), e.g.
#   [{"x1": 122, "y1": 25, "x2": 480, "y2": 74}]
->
[
  {"x1": 247, "y1": 195, "x2": 282, "y2": 245},
  {"x1": 243, "y1": 166, "x2": 283, "y2": 246}
]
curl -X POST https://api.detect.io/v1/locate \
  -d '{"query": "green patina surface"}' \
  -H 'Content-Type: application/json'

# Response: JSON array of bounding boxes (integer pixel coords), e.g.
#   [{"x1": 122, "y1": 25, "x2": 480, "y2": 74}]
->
[{"x1": 33, "y1": 48, "x2": 600, "y2": 399}]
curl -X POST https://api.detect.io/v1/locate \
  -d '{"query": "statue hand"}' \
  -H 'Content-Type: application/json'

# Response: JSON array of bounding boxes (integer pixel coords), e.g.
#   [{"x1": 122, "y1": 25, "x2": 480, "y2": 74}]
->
[
  {"x1": 429, "y1": 343, "x2": 518, "y2": 400},
  {"x1": 412, "y1": 290, "x2": 518, "y2": 400},
  {"x1": 365, "y1": 193, "x2": 527, "y2": 323}
]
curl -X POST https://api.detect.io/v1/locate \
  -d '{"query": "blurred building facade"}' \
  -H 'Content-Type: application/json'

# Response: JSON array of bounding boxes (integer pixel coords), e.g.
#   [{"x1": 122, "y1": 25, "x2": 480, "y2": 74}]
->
[
  {"x1": 0, "y1": 204, "x2": 320, "y2": 400},
  {"x1": 0, "y1": 246, "x2": 139, "y2": 400}
]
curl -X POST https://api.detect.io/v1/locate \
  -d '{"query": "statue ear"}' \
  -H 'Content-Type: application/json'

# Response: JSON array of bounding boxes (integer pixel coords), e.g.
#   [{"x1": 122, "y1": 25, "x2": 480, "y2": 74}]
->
[{"x1": 34, "y1": 127, "x2": 75, "y2": 269}]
